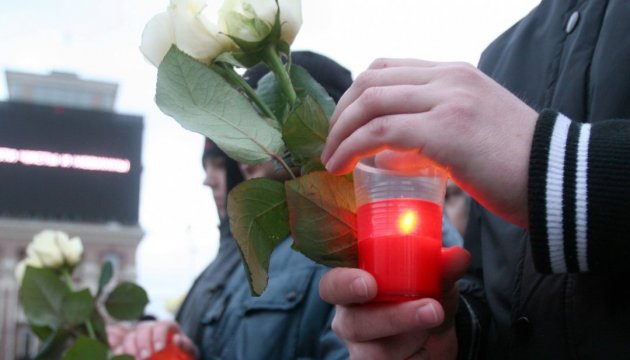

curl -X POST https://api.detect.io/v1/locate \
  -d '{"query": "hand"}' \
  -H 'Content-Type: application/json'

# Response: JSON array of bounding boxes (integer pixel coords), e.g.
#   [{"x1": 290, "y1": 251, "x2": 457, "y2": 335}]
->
[
  {"x1": 319, "y1": 247, "x2": 470, "y2": 360},
  {"x1": 109, "y1": 320, "x2": 197, "y2": 360},
  {"x1": 321, "y1": 58, "x2": 538, "y2": 227},
  {"x1": 107, "y1": 323, "x2": 131, "y2": 351}
]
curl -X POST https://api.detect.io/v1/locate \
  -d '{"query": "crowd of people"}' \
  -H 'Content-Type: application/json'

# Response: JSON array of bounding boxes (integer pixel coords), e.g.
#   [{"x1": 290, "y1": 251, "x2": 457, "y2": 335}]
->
[{"x1": 112, "y1": 1, "x2": 630, "y2": 358}]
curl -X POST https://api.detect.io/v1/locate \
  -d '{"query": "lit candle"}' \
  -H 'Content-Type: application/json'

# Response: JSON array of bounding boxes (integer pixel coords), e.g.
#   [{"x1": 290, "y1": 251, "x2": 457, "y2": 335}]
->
[
  {"x1": 357, "y1": 198, "x2": 442, "y2": 302},
  {"x1": 353, "y1": 153, "x2": 447, "y2": 302}
]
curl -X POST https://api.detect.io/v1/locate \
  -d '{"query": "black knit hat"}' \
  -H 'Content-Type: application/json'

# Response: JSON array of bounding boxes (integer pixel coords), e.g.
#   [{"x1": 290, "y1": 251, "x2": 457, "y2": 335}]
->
[
  {"x1": 202, "y1": 138, "x2": 245, "y2": 194},
  {"x1": 243, "y1": 51, "x2": 352, "y2": 103}
]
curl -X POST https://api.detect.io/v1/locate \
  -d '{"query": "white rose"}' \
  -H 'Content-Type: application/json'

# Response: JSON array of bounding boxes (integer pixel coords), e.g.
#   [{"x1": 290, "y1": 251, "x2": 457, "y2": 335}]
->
[
  {"x1": 140, "y1": 12, "x2": 175, "y2": 67},
  {"x1": 219, "y1": 0, "x2": 302, "y2": 44},
  {"x1": 26, "y1": 230, "x2": 83, "y2": 268},
  {"x1": 57, "y1": 235, "x2": 84, "y2": 266},
  {"x1": 140, "y1": 0, "x2": 232, "y2": 67},
  {"x1": 14, "y1": 256, "x2": 43, "y2": 285},
  {"x1": 27, "y1": 230, "x2": 66, "y2": 268}
]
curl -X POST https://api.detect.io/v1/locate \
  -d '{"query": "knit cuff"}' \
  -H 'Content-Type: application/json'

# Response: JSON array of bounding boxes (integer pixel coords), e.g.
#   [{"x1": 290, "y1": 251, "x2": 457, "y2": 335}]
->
[{"x1": 528, "y1": 109, "x2": 591, "y2": 273}]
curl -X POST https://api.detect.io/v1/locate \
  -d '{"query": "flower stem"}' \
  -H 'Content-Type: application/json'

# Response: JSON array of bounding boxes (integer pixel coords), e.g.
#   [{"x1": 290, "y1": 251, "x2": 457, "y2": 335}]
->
[
  {"x1": 272, "y1": 153, "x2": 296, "y2": 179},
  {"x1": 61, "y1": 268, "x2": 74, "y2": 289},
  {"x1": 85, "y1": 319, "x2": 97, "y2": 340},
  {"x1": 61, "y1": 268, "x2": 97, "y2": 340},
  {"x1": 220, "y1": 63, "x2": 277, "y2": 121},
  {"x1": 263, "y1": 45, "x2": 296, "y2": 107}
]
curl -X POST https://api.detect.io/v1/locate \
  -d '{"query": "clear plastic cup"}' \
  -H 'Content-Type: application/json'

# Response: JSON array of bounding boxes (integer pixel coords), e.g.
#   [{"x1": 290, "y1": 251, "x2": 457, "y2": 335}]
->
[{"x1": 353, "y1": 153, "x2": 447, "y2": 302}]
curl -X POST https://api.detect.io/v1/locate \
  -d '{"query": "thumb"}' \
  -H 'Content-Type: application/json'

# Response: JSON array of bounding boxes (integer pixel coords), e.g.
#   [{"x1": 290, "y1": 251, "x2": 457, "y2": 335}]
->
[{"x1": 441, "y1": 246, "x2": 470, "y2": 285}]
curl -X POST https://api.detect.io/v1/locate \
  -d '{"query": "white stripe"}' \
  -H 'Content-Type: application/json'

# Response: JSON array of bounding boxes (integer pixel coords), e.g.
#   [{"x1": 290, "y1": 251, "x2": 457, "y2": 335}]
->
[
  {"x1": 575, "y1": 123, "x2": 591, "y2": 272},
  {"x1": 546, "y1": 113, "x2": 572, "y2": 273}
]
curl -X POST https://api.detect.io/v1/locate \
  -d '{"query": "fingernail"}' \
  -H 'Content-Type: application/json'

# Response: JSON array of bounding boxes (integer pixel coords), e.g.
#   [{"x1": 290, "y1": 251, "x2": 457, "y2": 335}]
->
[
  {"x1": 350, "y1": 277, "x2": 369, "y2": 298},
  {"x1": 154, "y1": 341, "x2": 164, "y2": 352},
  {"x1": 321, "y1": 151, "x2": 330, "y2": 165},
  {"x1": 140, "y1": 349, "x2": 150, "y2": 359},
  {"x1": 324, "y1": 159, "x2": 337, "y2": 174},
  {"x1": 417, "y1": 303, "x2": 439, "y2": 325}
]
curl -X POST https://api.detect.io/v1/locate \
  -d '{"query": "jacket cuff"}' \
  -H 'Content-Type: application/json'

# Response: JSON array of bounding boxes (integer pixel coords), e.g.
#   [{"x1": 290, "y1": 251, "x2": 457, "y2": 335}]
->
[
  {"x1": 528, "y1": 109, "x2": 630, "y2": 273},
  {"x1": 528, "y1": 110, "x2": 589, "y2": 273}
]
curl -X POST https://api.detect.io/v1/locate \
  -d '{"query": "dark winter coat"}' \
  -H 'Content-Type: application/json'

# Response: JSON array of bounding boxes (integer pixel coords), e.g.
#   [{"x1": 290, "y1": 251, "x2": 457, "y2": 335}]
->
[{"x1": 457, "y1": 1, "x2": 630, "y2": 359}]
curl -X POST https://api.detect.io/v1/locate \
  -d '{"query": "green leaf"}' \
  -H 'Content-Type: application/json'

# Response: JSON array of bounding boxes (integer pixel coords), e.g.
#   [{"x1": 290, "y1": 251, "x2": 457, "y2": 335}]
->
[
  {"x1": 156, "y1": 46, "x2": 285, "y2": 164},
  {"x1": 29, "y1": 323, "x2": 53, "y2": 341},
  {"x1": 285, "y1": 172, "x2": 358, "y2": 267},
  {"x1": 290, "y1": 65, "x2": 337, "y2": 119},
  {"x1": 34, "y1": 328, "x2": 70, "y2": 360},
  {"x1": 89, "y1": 310, "x2": 109, "y2": 344},
  {"x1": 227, "y1": 178, "x2": 289, "y2": 295},
  {"x1": 61, "y1": 289, "x2": 95, "y2": 326},
  {"x1": 283, "y1": 96, "x2": 330, "y2": 164},
  {"x1": 104, "y1": 282, "x2": 149, "y2": 321},
  {"x1": 20, "y1": 267, "x2": 69, "y2": 328},
  {"x1": 257, "y1": 64, "x2": 337, "y2": 124},
  {"x1": 111, "y1": 356, "x2": 135, "y2": 360},
  {"x1": 97, "y1": 260, "x2": 113, "y2": 297},
  {"x1": 301, "y1": 158, "x2": 326, "y2": 175},
  {"x1": 61, "y1": 336, "x2": 108, "y2": 360}
]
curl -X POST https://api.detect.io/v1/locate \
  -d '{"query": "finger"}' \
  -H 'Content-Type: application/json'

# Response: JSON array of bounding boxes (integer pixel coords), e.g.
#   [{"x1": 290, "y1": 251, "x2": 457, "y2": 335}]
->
[
  {"x1": 173, "y1": 333, "x2": 199, "y2": 358},
  {"x1": 367, "y1": 58, "x2": 439, "y2": 70},
  {"x1": 319, "y1": 267, "x2": 378, "y2": 305},
  {"x1": 323, "y1": 83, "x2": 438, "y2": 166},
  {"x1": 121, "y1": 332, "x2": 139, "y2": 358},
  {"x1": 106, "y1": 325, "x2": 128, "y2": 348},
  {"x1": 134, "y1": 322, "x2": 156, "y2": 359},
  {"x1": 325, "y1": 112, "x2": 433, "y2": 175},
  {"x1": 346, "y1": 330, "x2": 431, "y2": 360},
  {"x1": 331, "y1": 64, "x2": 439, "y2": 127},
  {"x1": 441, "y1": 246, "x2": 471, "y2": 285},
  {"x1": 152, "y1": 321, "x2": 179, "y2": 352},
  {"x1": 407, "y1": 348, "x2": 431, "y2": 360},
  {"x1": 333, "y1": 298, "x2": 444, "y2": 342}
]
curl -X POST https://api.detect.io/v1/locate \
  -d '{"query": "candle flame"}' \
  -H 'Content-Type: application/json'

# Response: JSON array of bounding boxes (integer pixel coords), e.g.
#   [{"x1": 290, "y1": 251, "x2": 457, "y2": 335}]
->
[{"x1": 399, "y1": 210, "x2": 417, "y2": 235}]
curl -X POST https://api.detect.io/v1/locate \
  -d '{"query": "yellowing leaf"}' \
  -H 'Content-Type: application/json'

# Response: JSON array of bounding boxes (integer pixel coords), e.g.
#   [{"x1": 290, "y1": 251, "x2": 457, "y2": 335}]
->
[{"x1": 285, "y1": 172, "x2": 357, "y2": 267}]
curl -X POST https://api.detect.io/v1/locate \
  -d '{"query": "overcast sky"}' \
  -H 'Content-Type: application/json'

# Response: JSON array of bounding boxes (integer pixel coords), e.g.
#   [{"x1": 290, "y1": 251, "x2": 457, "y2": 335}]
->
[{"x1": 0, "y1": 0, "x2": 540, "y2": 318}]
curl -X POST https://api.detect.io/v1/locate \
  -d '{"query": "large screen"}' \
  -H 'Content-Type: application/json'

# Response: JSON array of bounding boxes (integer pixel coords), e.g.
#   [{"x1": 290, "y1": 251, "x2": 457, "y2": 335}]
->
[{"x1": 0, "y1": 101, "x2": 143, "y2": 225}]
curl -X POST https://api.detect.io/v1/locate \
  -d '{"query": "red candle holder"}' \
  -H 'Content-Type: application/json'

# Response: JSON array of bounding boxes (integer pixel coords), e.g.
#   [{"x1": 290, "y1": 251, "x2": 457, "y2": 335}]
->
[{"x1": 354, "y1": 153, "x2": 447, "y2": 302}]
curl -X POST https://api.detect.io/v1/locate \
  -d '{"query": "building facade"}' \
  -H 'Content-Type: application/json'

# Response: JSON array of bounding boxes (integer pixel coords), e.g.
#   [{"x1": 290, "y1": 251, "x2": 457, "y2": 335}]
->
[{"x1": 0, "y1": 70, "x2": 144, "y2": 360}]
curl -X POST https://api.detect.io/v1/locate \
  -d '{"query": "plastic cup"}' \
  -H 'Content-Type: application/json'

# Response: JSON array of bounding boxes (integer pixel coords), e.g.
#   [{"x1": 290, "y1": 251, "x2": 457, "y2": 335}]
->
[{"x1": 353, "y1": 153, "x2": 447, "y2": 302}]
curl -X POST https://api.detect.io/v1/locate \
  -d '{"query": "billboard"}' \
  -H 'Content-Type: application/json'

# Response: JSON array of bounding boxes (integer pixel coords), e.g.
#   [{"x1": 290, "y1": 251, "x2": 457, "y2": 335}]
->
[{"x1": 0, "y1": 102, "x2": 143, "y2": 225}]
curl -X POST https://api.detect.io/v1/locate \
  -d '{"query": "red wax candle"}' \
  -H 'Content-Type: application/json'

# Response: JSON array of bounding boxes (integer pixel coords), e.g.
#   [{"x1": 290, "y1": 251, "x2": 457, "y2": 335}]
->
[
  {"x1": 357, "y1": 198, "x2": 442, "y2": 302},
  {"x1": 149, "y1": 331, "x2": 194, "y2": 360}
]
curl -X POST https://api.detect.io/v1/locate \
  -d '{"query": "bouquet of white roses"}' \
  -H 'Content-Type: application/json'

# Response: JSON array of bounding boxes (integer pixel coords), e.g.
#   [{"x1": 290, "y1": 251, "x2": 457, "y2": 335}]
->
[
  {"x1": 15, "y1": 230, "x2": 148, "y2": 360},
  {"x1": 141, "y1": 0, "x2": 357, "y2": 295}
]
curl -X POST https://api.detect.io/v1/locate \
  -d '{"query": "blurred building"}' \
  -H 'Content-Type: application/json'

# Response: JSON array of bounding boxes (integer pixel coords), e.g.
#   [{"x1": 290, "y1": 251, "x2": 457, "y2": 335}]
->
[
  {"x1": 6, "y1": 70, "x2": 118, "y2": 111},
  {"x1": 0, "y1": 70, "x2": 144, "y2": 360}
]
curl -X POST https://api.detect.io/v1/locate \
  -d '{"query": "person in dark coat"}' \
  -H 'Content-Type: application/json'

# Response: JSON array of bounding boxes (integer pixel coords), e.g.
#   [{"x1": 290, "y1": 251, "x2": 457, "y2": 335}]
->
[{"x1": 319, "y1": 1, "x2": 630, "y2": 359}]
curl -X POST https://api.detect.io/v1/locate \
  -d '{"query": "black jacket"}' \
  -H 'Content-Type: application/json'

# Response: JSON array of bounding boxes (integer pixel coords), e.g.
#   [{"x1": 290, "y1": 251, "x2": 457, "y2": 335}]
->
[{"x1": 458, "y1": 1, "x2": 630, "y2": 359}]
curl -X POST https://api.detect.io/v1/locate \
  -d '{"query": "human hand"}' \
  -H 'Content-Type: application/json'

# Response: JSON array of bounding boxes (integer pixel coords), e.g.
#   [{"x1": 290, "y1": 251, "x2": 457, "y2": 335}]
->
[
  {"x1": 319, "y1": 246, "x2": 470, "y2": 359},
  {"x1": 321, "y1": 58, "x2": 538, "y2": 227},
  {"x1": 109, "y1": 320, "x2": 197, "y2": 360},
  {"x1": 107, "y1": 323, "x2": 132, "y2": 351}
]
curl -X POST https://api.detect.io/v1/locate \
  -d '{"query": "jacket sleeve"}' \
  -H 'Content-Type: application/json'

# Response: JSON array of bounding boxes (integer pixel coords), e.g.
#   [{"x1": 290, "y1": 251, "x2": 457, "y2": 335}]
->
[{"x1": 528, "y1": 109, "x2": 630, "y2": 273}]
